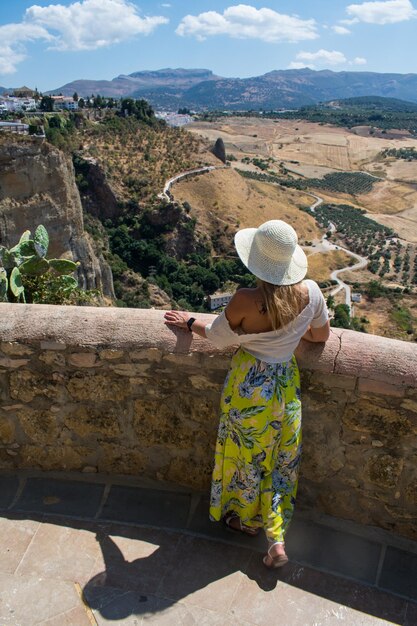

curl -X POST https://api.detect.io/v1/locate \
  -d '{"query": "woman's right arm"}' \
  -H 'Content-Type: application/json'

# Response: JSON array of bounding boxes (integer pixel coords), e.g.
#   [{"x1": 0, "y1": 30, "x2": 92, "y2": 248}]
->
[{"x1": 302, "y1": 320, "x2": 330, "y2": 343}]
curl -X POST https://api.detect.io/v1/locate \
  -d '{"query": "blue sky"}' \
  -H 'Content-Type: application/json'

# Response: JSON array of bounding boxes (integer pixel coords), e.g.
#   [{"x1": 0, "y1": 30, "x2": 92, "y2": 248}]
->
[{"x1": 0, "y1": 0, "x2": 416, "y2": 91}]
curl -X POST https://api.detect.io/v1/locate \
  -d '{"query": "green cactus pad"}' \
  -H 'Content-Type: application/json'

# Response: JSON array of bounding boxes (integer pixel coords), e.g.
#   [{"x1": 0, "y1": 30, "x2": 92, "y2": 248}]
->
[
  {"x1": 0, "y1": 247, "x2": 15, "y2": 270},
  {"x1": 49, "y1": 259, "x2": 79, "y2": 275},
  {"x1": 19, "y1": 230, "x2": 31, "y2": 244},
  {"x1": 59, "y1": 275, "x2": 79, "y2": 293},
  {"x1": 0, "y1": 268, "x2": 8, "y2": 302},
  {"x1": 34, "y1": 225, "x2": 49, "y2": 258},
  {"x1": 10, "y1": 240, "x2": 37, "y2": 259},
  {"x1": 19, "y1": 256, "x2": 50, "y2": 276},
  {"x1": 10, "y1": 267, "x2": 25, "y2": 300}
]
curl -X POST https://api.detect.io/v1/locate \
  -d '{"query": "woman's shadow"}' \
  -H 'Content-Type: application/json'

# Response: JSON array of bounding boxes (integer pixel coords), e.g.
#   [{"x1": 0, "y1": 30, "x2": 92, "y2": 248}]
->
[{"x1": 82, "y1": 527, "x2": 279, "y2": 621}]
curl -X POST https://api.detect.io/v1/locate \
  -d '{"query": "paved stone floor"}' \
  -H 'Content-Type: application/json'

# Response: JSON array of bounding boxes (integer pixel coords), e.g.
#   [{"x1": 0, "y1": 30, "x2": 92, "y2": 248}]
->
[{"x1": 1, "y1": 473, "x2": 417, "y2": 626}]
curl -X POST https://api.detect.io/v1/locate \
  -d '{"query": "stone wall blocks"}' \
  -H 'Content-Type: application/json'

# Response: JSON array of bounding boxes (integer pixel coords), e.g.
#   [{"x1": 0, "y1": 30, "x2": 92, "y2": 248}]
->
[
  {"x1": 39, "y1": 351, "x2": 66, "y2": 367},
  {"x1": 97, "y1": 444, "x2": 146, "y2": 474},
  {"x1": 342, "y1": 400, "x2": 412, "y2": 440},
  {"x1": 400, "y1": 398, "x2": 417, "y2": 414},
  {"x1": 19, "y1": 444, "x2": 94, "y2": 471},
  {"x1": 358, "y1": 378, "x2": 405, "y2": 398},
  {"x1": 162, "y1": 352, "x2": 201, "y2": 367},
  {"x1": 1, "y1": 342, "x2": 34, "y2": 356},
  {"x1": 62, "y1": 405, "x2": 122, "y2": 439},
  {"x1": 17, "y1": 407, "x2": 60, "y2": 444},
  {"x1": 366, "y1": 454, "x2": 404, "y2": 489},
  {"x1": 309, "y1": 372, "x2": 356, "y2": 391},
  {"x1": 130, "y1": 349, "x2": 162, "y2": 363},
  {"x1": 0, "y1": 358, "x2": 30, "y2": 369},
  {"x1": 40, "y1": 341, "x2": 67, "y2": 351},
  {"x1": 1, "y1": 404, "x2": 25, "y2": 411},
  {"x1": 68, "y1": 353, "x2": 99, "y2": 368},
  {"x1": 189, "y1": 375, "x2": 223, "y2": 391},
  {"x1": 405, "y1": 480, "x2": 417, "y2": 506},
  {"x1": 99, "y1": 349, "x2": 124, "y2": 360},
  {"x1": 0, "y1": 417, "x2": 15, "y2": 444},
  {"x1": 10, "y1": 370, "x2": 68, "y2": 403},
  {"x1": 109, "y1": 363, "x2": 150, "y2": 377},
  {"x1": 66, "y1": 372, "x2": 130, "y2": 401}
]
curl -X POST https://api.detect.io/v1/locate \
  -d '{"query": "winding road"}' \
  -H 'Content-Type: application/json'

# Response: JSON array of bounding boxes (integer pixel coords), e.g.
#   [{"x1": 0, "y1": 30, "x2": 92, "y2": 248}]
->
[
  {"x1": 158, "y1": 165, "x2": 224, "y2": 201},
  {"x1": 305, "y1": 191, "x2": 368, "y2": 312}
]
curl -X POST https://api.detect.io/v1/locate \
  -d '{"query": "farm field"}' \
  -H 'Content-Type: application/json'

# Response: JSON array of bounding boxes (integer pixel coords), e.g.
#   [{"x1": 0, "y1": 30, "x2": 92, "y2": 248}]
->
[{"x1": 190, "y1": 117, "x2": 417, "y2": 244}]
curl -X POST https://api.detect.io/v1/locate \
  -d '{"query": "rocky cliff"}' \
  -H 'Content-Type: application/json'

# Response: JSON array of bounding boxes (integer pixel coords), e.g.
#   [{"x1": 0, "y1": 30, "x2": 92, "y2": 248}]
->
[{"x1": 0, "y1": 137, "x2": 114, "y2": 298}]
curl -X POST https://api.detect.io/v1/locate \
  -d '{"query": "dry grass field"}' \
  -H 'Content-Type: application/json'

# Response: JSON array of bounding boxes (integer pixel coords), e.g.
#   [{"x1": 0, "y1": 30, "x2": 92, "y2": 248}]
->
[
  {"x1": 173, "y1": 168, "x2": 321, "y2": 243},
  {"x1": 306, "y1": 250, "x2": 353, "y2": 282},
  {"x1": 353, "y1": 294, "x2": 417, "y2": 341}
]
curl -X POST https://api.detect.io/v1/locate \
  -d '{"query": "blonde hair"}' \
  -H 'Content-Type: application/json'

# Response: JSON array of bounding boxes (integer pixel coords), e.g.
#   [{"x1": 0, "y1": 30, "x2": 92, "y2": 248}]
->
[{"x1": 258, "y1": 279, "x2": 306, "y2": 330}]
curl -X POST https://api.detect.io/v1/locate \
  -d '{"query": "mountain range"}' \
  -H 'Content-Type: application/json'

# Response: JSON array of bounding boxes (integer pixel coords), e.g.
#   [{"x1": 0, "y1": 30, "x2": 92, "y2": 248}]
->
[{"x1": 4, "y1": 68, "x2": 417, "y2": 111}]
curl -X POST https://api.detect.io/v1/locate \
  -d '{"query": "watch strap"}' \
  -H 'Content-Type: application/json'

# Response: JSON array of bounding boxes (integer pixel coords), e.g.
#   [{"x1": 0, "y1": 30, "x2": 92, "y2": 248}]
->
[{"x1": 186, "y1": 317, "x2": 196, "y2": 332}]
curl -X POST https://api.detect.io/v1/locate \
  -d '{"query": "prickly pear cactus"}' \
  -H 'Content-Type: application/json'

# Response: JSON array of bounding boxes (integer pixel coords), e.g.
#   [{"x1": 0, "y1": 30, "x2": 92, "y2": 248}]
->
[
  {"x1": 0, "y1": 268, "x2": 8, "y2": 302},
  {"x1": 0, "y1": 224, "x2": 80, "y2": 303}
]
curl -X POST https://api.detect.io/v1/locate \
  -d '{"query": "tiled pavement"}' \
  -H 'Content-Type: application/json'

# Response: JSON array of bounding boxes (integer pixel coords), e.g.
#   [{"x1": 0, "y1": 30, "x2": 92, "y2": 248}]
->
[{"x1": 0, "y1": 472, "x2": 417, "y2": 626}]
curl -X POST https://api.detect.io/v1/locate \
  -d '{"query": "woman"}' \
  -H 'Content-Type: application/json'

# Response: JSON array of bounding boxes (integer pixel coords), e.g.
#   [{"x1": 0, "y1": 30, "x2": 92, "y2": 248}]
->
[{"x1": 164, "y1": 220, "x2": 330, "y2": 568}]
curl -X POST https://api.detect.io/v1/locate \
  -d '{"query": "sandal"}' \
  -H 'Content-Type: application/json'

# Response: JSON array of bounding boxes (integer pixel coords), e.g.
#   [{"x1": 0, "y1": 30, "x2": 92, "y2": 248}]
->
[
  {"x1": 224, "y1": 513, "x2": 260, "y2": 537},
  {"x1": 263, "y1": 542, "x2": 289, "y2": 569}
]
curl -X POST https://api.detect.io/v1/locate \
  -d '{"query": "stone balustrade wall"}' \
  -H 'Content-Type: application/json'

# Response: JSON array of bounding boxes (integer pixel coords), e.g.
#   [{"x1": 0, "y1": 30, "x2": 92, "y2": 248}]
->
[{"x1": 0, "y1": 304, "x2": 416, "y2": 540}]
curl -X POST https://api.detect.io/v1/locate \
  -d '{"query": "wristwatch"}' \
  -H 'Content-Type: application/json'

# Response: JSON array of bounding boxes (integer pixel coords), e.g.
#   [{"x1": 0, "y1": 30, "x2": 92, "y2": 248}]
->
[{"x1": 186, "y1": 317, "x2": 196, "y2": 332}]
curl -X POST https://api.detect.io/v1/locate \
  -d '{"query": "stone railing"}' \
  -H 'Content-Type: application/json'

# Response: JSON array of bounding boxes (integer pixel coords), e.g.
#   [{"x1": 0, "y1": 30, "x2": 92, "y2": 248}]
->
[{"x1": 1, "y1": 304, "x2": 416, "y2": 540}]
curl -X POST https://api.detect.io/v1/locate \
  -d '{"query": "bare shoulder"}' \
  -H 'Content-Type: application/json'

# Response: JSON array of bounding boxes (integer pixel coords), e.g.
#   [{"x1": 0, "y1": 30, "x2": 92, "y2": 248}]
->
[
  {"x1": 232, "y1": 288, "x2": 259, "y2": 302},
  {"x1": 228, "y1": 288, "x2": 260, "y2": 309}
]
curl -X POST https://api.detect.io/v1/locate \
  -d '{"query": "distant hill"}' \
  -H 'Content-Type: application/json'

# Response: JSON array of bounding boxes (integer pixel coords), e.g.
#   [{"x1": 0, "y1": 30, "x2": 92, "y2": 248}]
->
[
  {"x1": 330, "y1": 96, "x2": 417, "y2": 112},
  {"x1": 48, "y1": 68, "x2": 220, "y2": 99},
  {"x1": 50, "y1": 67, "x2": 417, "y2": 111}
]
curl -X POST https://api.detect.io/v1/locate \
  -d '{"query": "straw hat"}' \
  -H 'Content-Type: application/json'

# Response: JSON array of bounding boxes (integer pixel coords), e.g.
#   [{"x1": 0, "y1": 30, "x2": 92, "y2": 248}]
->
[{"x1": 234, "y1": 220, "x2": 308, "y2": 285}]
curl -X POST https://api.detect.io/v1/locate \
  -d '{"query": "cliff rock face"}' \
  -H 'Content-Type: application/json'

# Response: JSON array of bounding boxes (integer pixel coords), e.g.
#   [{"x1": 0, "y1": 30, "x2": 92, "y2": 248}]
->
[
  {"x1": 76, "y1": 156, "x2": 121, "y2": 220},
  {"x1": 211, "y1": 137, "x2": 226, "y2": 164},
  {"x1": 0, "y1": 138, "x2": 114, "y2": 297}
]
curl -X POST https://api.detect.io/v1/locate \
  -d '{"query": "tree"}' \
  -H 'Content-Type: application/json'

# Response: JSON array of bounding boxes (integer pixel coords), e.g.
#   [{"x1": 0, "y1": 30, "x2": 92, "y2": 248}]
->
[
  {"x1": 331, "y1": 304, "x2": 351, "y2": 329},
  {"x1": 73, "y1": 91, "x2": 79, "y2": 101},
  {"x1": 326, "y1": 295, "x2": 335, "y2": 310},
  {"x1": 78, "y1": 97, "x2": 85, "y2": 109},
  {"x1": 40, "y1": 96, "x2": 54, "y2": 112}
]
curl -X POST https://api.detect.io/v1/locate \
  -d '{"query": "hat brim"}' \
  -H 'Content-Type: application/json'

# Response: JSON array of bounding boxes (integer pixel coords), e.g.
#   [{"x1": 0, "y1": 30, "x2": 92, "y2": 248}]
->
[{"x1": 234, "y1": 228, "x2": 308, "y2": 286}]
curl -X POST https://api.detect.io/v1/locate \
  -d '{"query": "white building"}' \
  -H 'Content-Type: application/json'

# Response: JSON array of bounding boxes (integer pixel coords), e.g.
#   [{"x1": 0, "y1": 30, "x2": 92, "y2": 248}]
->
[
  {"x1": 351, "y1": 293, "x2": 362, "y2": 303},
  {"x1": 209, "y1": 292, "x2": 233, "y2": 311},
  {"x1": 0, "y1": 97, "x2": 37, "y2": 112},
  {"x1": 52, "y1": 96, "x2": 78, "y2": 111}
]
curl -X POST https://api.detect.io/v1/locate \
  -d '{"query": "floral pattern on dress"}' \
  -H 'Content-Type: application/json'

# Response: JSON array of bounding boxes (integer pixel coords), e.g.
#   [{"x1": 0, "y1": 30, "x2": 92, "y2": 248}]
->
[{"x1": 210, "y1": 348, "x2": 302, "y2": 542}]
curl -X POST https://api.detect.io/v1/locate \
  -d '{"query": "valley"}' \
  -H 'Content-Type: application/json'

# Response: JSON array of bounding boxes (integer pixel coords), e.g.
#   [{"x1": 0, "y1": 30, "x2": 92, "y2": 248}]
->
[
  {"x1": 186, "y1": 115, "x2": 417, "y2": 340},
  {"x1": 1, "y1": 96, "x2": 417, "y2": 341}
]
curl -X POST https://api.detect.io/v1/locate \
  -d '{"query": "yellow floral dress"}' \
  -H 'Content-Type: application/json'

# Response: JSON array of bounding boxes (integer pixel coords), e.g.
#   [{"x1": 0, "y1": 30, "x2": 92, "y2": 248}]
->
[{"x1": 209, "y1": 347, "x2": 302, "y2": 543}]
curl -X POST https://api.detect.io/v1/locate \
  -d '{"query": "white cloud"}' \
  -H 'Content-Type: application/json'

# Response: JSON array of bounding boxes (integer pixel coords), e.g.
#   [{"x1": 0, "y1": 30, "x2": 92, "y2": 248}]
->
[
  {"x1": 176, "y1": 4, "x2": 318, "y2": 43},
  {"x1": 288, "y1": 61, "x2": 311, "y2": 69},
  {"x1": 346, "y1": 0, "x2": 417, "y2": 25},
  {"x1": 288, "y1": 49, "x2": 368, "y2": 70},
  {"x1": 292, "y1": 49, "x2": 348, "y2": 68},
  {"x1": 0, "y1": 22, "x2": 52, "y2": 74},
  {"x1": 26, "y1": 0, "x2": 168, "y2": 51},
  {"x1": 332, "y1": 25, "x2": 351, "y2": 34}
]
